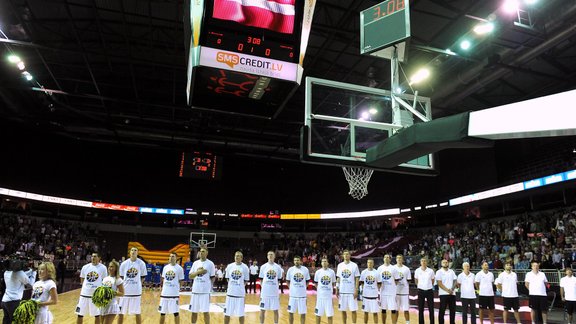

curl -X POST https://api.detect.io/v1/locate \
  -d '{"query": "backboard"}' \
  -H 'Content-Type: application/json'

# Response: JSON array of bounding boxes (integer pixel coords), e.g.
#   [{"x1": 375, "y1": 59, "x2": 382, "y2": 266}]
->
[
  {"x1": 302, "y1": 77, "x2": 436, "y2": 175},
  {"x1": 190, "y1": 232, "x2": 217, "y2": 249}
]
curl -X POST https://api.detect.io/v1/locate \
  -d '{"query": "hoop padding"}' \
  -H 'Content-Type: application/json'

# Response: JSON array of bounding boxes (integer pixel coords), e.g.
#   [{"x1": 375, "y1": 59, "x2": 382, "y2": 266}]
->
[{"x1": 342, "y1": 167, "x2": 374, "y2": 200}]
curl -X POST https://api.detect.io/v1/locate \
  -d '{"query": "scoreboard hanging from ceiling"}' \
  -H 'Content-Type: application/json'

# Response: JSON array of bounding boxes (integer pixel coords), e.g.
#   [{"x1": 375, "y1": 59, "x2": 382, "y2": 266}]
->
[{"x1": 185, "y1": 0, "x2": 316, "y2": 117}]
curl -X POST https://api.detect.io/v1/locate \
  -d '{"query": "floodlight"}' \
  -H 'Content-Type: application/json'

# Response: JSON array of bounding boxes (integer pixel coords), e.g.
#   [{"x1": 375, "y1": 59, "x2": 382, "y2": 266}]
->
[{"x1": 7, "y1": 55, "x2": 21, "y2": 64}]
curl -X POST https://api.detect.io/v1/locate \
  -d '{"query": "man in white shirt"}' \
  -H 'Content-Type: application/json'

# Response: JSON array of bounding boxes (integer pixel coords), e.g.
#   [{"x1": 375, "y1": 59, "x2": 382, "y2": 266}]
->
[
  {"x1": 286, "y1": 255, "x2": 311, "y2": 324},
  {"x1": 224, "y1": 251, "x2": 250, "y2": 324},
  {"x1": 314, "y1": 257, "x2": 337, "y2": 324},
  {"x1": 159, "y1": 252, "x2": 184, "y2": 324},
  {"x1": 189, "y1": 247, "x2": 216, "y2": 324},
  {"x1": 118, "y1": 247, "x2": 148, "y2": 324},
  {"x1": 436, "y1": 259, "x2": 457, "y2": 324},
  {"x1": 336, "y1": 250, "x2": 360, "y2": 324},
  {"x1": 525, "y1": 261, "x2": 548, "y2": 324},
  {"x1": 457, "y1": 262, "x2": 476, "y2": 324},
  {"x1": 248, "y1": 260, "x2": 259, "y2": 294},
  {"x1": 360, "y1": 258, "x2": 381, "y2": 324},
  {"x1": 560, "y1": 267, "x2": 576, "y2": 324},
  {"x1": 414, "y1": 258, "x2": 435, "y2": 324},
  {"x1": 377, "y1": 254, "x2": 400, "y2": 324},
  {"x1": 395, "y1": 255, "x2": 412, "y2": 324},
  {"x1": 1, "y1": 262, "x2": 30, "y2": 324},
  {"x1": 474, "y1": 261, "x2": 494, "y2": 324},
  {"x1": 495, "y1": 262, "x2": 521, "y2": 324},
  {"x1": 259, "y1": 250, "x2": 284, "y2": 324},
  {"x1": 76, "y1": 252, "x2": 108, "y2": 324}
]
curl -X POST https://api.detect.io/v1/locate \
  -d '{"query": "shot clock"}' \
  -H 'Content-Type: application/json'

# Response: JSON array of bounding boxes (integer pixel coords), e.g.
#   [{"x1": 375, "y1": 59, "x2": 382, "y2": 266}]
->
[{"x1": 185, "y1": 0, "x2": 316, "y2": 117}]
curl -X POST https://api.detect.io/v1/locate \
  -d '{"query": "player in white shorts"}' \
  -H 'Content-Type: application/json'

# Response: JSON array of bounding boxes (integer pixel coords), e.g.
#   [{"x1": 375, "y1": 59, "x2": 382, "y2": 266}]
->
[
  {"x1": 377, "y1": 254, "x2": 401, "y2": 324},
  {"x1": 118, "y1": 247, "x2": 148, "y2": 324},
  {"x1": 360, "y1": 258, "x2": 381, "y2": 324},
  {"x1": 286, "y1": 256, "x2": 311, "y2": 324},
  {"x1": 336, "y1": 250, "x2": 360, "y2": 324},
  {"x1": 395, "y1": 255, "x2": 412, "y2": 324},
  {"x1": 189, "y1": 247, "x2": 216, "y2": 324},
  {"x1": 259, "y1": 251, "x2": 284, "y2": 324},
  {"x1": 76, "y1": 252, "x2": 108, "y2": 323},
  {"x1": 159, "y1": 252, "x2": 184, "y2": 324},
  {"x1": 314, "y1": 257, "x2": 336, "y2": 324},
  {"x1": 224, "y1": 251, "x2": 250, "y2": 324}
]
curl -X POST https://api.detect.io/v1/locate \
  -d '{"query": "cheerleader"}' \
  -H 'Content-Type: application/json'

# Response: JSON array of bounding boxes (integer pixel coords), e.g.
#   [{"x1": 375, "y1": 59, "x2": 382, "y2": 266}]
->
[
  {"x1": 101, "y1": 260, "x2": 124, "y2": 324},
  {"x1": 30, "y1": 262, "x2": 58, "y2": 324}
]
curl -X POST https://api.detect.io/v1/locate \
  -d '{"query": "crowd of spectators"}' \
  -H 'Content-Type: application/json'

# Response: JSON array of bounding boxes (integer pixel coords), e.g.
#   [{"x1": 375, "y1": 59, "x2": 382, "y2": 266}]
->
[{"x1": 0, "y1": 212, "x2": 103, "y2": 266}]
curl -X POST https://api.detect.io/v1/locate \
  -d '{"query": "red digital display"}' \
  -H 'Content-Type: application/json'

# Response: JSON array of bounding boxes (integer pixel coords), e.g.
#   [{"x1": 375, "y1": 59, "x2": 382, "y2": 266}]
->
[
  {"x1": 212, "y1": 0, "x2": 296, "y2": 34},
  {"x1": 205, "y1": 30, "x2": 295, "y2": 62},
  {"x1": 179, "y1": 152, "x2": 223, "y2": 180},
  {"x1": 371, "y1": 0, "x2": 405, "y2": 21}
]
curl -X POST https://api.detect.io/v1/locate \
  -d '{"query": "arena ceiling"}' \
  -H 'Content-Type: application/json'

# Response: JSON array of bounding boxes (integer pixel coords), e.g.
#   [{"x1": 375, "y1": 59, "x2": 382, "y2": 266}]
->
[{"x1": 0, "y1": 0, "x2": 576, "y2": 210}]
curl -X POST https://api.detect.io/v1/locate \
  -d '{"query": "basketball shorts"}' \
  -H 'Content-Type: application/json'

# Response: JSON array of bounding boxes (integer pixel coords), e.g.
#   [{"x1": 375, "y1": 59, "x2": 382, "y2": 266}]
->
[
  {"x1": 158, "y1": 297, "x2": 179, "y2": 314},
  {"x1": 362, "y1": 297, "x2": 380, "y2": 313},
  {"x1": 288, "y1": 297, "x2": 307, "y2": 314},
  {"x1": 118, "y1": 296, "x2": 142, "y2": 315},
  {"x1": 189, "y1": 293, "x2": 210, "y2": 313},
  {"x1": 380, "y1": 295, "x2": 398, "y2": 311},
  {"x1": 224, "y1": 296, "x2": 245, "y2": 317},
  {"x1": 315, "y1": 298, "x2": 335, "y2": 317},
  {"x1": 75, "y1": 295, "x2": 100, "y2": 317},
  {"x1": 338, "y1": 294, "x2": 358, "y2": 311},
  {"x1": 260, "y1": 296, "x2": 280, "y2": 311}
]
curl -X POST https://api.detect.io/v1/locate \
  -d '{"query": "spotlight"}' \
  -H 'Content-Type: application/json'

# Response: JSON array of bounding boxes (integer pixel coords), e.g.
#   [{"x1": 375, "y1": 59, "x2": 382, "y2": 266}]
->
[
  {"x1": 360, "y1": 111, "x2": 370, "y2": 120},
  {"x1": 502, "y1": 0, "x2": 520, "y2": 14},
  {"x1": 524, "y1": 0, "x2": 538, "y2": 5},
  {"x1": 7, "y1": 55, "x2": 21, "y2": 64},
  {"x1": 460, "y1": 40, "x2": 472, "y2": 50},
  {"x1": 473, "y1": 22, "x2": 495, "y2": 35},
  {"x1": 22, "y1": 71, "x2": 33, "y2": 81},
  {"x1": 17, "y1": 61, "x2": 26, "y2": 71},
  {"x1": 369, "y1": 108, "x2": 378, "y2": 115},
  {"x1": 394, "y1": 87, "x2": 403, "y2": 94},
  {"x1": 409, "y1": 68, "x2": 431, "y2": 85}
]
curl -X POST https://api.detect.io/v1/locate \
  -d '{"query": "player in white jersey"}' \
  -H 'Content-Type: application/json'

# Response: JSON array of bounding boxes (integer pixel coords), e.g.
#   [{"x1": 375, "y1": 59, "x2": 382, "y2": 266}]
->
[
  {"x1": 159, "y1": 252, "x2": 184, "y2": 324},
  {"x1": 525, "y1": 261, "x2": 548, "y2": 324},
  {"x1": 286, "y1": 256, "x2": 311, "y2": 324},
  {"x1": 31, "y1": 262, "x2": 58, "y2": 324},
  {"x1": 224, "y1": 251, "x2": 250, "y2": 324},
  {"x1": 101, "y1": 260, "x2": 124, "y2": 324},
  {"x1": 314, "y1": 257, "x2": 336, "y2": 324},
  {"x1": 118, "y1": 247, "x2": 148, "y2": 324},
  {"x1": 561, "y1": 267, "x2": 576, "y2": 324},
  {"x1": 76, "y1": 252, "x2": 108, "y2": 323},
  {"x1": 259, "y1": 250, "x2": 284, "y2": 324},
  {"x1": 395, "y1": 255, "x2": 412, "y2": 324},
  {"x1": 189, "y1": 247, "x2": 216, "y2": 324},
  {"x1": 360, "y1": 258, "x2": 381, "y2": 324},
  {"x1": 336, "y1": 250, "x2": 360, "y2": 324},
  {"x1": 495, "y1": 262, "x2": 520, "y2": 324},
  {"x1": 377, "y1": 254, "x2": 400, "y2": 324},
  {"x1": 436, "y1": 259, "x2": 457, "y2": 324},
  {"x1": 475, "y1": 262, "x2": 495, "y2": 324}
]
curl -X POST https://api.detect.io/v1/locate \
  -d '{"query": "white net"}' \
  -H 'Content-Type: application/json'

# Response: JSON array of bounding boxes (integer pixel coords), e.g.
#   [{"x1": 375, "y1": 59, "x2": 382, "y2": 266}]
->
[{"x1": 342, "y1": 167, "x2": 374, "y2": 200}]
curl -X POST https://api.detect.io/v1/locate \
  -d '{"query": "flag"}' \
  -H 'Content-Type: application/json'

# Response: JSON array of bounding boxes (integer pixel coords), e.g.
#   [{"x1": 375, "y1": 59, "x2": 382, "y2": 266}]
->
[{"x1": 213, "y1": 0, "x2": 296, "y2": 34}]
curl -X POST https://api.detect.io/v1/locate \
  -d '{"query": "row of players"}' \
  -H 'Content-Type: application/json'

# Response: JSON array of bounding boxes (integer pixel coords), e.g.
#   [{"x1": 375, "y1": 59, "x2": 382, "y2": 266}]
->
[{"x1": 69, "y1": 247, "x2": 576, "y2": 324}]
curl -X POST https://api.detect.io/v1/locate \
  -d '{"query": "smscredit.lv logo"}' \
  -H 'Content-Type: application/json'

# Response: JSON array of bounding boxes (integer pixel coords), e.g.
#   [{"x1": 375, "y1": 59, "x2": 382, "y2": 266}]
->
[{"x1": 216, "y1": 52, "x2": 239, "y2": 68}]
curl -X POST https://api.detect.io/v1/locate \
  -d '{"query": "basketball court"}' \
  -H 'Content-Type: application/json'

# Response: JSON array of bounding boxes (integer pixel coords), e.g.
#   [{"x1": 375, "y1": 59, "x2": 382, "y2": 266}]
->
[{"x1": 3, "y1": 289, "x2": 568, "y2": 323}]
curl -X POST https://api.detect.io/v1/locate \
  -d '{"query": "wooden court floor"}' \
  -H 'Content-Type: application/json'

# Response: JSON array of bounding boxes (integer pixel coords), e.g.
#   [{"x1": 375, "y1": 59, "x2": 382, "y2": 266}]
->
[{"x1": 0, "y1": 288, "x2": 493, "y2": 323}]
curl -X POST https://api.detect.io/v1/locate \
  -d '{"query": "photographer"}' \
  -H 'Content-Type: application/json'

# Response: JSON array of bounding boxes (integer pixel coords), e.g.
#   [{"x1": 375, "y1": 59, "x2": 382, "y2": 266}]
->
[{"x1": 1, "y1": 258, "x2": 31, "y2": 324}]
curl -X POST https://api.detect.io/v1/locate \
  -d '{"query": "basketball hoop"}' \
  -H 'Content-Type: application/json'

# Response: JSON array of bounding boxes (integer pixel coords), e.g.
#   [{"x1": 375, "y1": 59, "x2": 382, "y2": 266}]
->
[{"x1": 342, "y1": 166, "x2": 374, "y2": 200}]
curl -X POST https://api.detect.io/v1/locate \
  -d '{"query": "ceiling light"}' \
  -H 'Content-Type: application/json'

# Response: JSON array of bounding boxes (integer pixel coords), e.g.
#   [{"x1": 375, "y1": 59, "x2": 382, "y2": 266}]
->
[
  {"x1": 360, "y1": 111, "x2": 370, "y2": 120},
  {"x1": 22, "y1": 71, "x2": 33, "y2": 81},
  {"x1": 473, "y1": 22, "x2": 495, "y2": 35},
  {"x1": 460, "y1": 40, "x2": 472, "y2": 50},
  {"x1": 7, "y1": 55, "x2": 21, "y2": 64},
  {"x1": 409, "y1": 68, "x2": 431, "y2": 85},
  {"x1": 17, "y1": 61, "x2": 26, "y2": 70},
  {"x1": 502, "y1": 0, "x2": 520, "y2": 14},
  {"x1": 369, "y1": 108, "x2": 378, "y2": 115}
]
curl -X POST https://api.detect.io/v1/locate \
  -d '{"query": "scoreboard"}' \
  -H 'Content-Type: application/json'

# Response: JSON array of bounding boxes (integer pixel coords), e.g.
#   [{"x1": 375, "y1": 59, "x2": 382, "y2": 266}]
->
[{"x1": 185, "y1": 0, "x2": 316, "y2": 117}]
